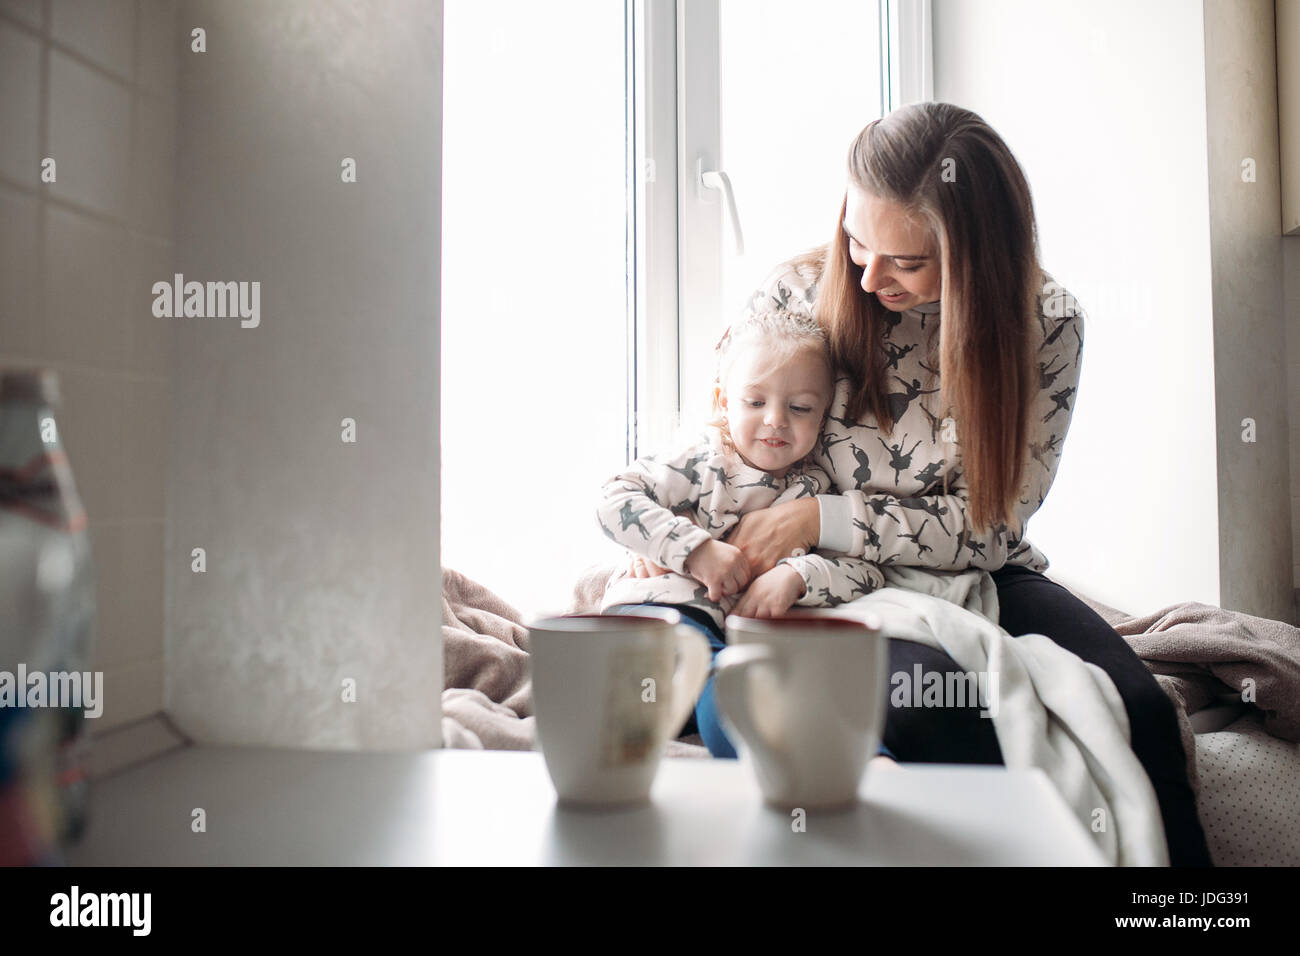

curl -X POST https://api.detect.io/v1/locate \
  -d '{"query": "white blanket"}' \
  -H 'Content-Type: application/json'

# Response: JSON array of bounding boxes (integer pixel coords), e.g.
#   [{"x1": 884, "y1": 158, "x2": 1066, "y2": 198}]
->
[{"x1": 810, "y1": 565, "x2": 1169, "y2": 867}]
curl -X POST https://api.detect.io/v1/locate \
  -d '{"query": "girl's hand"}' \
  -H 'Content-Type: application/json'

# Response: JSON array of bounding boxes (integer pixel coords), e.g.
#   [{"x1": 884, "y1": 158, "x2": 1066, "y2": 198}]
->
[
  {"x1": 627, "y1": 554, "x2": 670, "y2": 578},
  {"x1": 732, "y1": 564, "x2": 806, "y2": 618},
  {"x1": 683, "y1": 539, "x2": 751, "y2": 602},
  {"x1": 726, "y1": 497, "x2": 820, "y2": 578}
]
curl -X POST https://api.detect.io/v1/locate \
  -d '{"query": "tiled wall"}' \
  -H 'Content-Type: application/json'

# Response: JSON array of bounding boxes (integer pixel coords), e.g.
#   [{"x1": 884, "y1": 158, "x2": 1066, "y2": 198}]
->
[{"x1": 0, "y1": 0, "x2": 176, "y2": 731}]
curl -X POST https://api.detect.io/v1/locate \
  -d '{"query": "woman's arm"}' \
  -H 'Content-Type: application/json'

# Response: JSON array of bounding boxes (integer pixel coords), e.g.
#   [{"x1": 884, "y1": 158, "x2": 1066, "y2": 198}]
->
[
  {"x1": 725, "y1": 459, "x2": 828, "y2": 576},
  {"x1": 725, "y1": 497, "x2": 821, "y2": 577}
]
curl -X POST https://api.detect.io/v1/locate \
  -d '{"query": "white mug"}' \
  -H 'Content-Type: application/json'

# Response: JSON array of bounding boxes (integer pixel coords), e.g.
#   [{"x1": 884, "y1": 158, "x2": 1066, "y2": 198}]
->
[
  {"x1": 529, "y1": 608, "x2": 711, "y2": 808},
  {"x1": 715, "y1": 614, "x2": 888, "y2": 810}
]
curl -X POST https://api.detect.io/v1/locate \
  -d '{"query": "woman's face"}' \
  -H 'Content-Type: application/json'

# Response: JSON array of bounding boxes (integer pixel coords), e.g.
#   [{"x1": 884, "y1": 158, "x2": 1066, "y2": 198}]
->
[{"x1": 842, "y1": 183, "x2": 943, "y2": 312}]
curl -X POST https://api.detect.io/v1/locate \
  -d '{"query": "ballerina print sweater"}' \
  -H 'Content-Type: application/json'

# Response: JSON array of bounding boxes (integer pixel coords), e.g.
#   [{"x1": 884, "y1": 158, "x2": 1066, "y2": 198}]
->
[
  {"x1": 597, "y1": 428, "x2": 885, "y2": 631},
  {"x1": 746, "y1": 253, "x2": 1085, "y2": 574}
]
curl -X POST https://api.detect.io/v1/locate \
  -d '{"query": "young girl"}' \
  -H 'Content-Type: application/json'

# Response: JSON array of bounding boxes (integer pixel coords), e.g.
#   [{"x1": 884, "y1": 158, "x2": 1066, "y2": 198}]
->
[
  {"x1": 596, "y1": 308, "x2": 884, "y2": 634},
  {"x1": 597, "y1": 309, "x2": 888, "y2": 759}
]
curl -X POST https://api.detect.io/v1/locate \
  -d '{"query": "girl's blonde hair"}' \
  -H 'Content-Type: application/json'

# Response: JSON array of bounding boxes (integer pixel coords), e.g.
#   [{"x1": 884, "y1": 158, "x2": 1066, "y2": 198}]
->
[
  {"x1": 806, "y1": 101, "x2": 1041, "y2": 533},
  {"x1": 707, "y1": 308, "x2": 833, "y2": 458}
]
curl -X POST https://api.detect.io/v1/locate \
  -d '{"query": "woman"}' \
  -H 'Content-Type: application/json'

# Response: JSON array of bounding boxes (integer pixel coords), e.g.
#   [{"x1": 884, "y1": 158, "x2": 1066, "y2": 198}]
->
[{"x1": 630, "y1": 101, "x2": 1212, "y2": 867}]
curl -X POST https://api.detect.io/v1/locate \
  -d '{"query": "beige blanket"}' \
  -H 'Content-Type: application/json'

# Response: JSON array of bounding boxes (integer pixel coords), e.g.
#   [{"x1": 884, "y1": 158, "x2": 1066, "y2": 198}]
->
[
  {"x1": 443, "y1": 565, "x2": 1300, "y2": 799},
  {"x1": 1065, "y1": 588, "x2": 1300, "y2": 794},
  {"x1": 796, "y1": 566, "x2": 1171, "y2": 865},
  {"x1": 439, "y1": 568, "x2": 707, "y2": 757}
]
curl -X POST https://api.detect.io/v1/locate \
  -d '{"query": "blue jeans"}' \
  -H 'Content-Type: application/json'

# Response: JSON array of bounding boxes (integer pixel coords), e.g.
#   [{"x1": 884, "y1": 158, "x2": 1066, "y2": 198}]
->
[{"x1": 607, "y1": 602, "x2": 896, "y2": 761}]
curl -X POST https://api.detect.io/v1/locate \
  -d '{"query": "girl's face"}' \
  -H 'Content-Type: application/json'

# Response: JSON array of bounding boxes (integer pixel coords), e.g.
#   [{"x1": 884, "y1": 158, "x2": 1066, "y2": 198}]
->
[
  {"x1": 718, "y1": 341, "x2": 832, "y2": 477},
  {"x1": 843, "y1": 183, "x2": 943, "y2": 312}
]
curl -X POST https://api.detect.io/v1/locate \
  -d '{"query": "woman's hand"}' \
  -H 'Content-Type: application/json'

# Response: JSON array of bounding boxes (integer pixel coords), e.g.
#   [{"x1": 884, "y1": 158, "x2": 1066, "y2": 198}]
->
[
  {"x1": 732, "y1": 564, "x2": 805, "y2": 618},
  {"x1": 626, "y1": 553, "x2": 670, "y2": 578},
  {"x1": 725, "y1": 497, "x2": 820, "y2": 578}
]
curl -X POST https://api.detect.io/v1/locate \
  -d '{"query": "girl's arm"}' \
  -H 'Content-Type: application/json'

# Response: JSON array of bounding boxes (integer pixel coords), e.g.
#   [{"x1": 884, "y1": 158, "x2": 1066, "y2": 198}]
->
[
  {"x1": 596, "y1": 441, "x2": 715, "y2": 574},
  {"x1": 731, "y1": 551, "x2": 884, "y2": 617},
  {"x1": 781, "y1": 552, "x2": 886, "y2": 607}
]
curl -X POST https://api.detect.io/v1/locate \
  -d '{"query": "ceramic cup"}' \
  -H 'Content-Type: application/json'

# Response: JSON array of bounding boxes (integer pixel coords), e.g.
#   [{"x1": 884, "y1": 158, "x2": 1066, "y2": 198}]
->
[
  {"x1": 529, "y1": 608, "x2": 711, "y2": 808},
  {"x1": 715, "y1": 614, "x2": 888, "y2": 809}
]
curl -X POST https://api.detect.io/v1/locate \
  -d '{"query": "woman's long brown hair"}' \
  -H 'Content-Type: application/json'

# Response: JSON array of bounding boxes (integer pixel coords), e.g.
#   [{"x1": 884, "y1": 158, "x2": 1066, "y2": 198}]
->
[{"x1": 805, "y1": 102, "x2": 1041, "y2": 534}]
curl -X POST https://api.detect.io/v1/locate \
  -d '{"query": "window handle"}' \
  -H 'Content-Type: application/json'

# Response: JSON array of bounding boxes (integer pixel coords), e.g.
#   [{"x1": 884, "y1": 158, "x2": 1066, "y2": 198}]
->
[{"x1": 697, "y1": 158, "x2": 745, "y2": 256}]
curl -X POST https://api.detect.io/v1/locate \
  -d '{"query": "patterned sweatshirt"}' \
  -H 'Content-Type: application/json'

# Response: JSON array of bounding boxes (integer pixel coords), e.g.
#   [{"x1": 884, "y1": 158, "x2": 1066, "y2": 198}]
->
[
  {"x1": 746, "y1": 254, "x2": 1085, "y2": 573},
  {"x1": 597, "y1": 429, "x2": 886, "y2": 630}
]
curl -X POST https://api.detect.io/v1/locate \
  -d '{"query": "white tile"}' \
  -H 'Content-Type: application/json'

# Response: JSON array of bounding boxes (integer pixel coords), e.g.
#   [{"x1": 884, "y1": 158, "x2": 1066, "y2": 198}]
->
[
  {"x1": 42, "y1": 205, "x2": 129, "y2": 368},
  {"x1": 50, "y1": 0, "x2": 133, "y2": 80},
  {"x1": 86, "y1": 522, "x2": 125, "y2": 667},
  {"x1": 89, "y1": 521, "x2": 163, "y2": 670},
  {"x1": 86, "y1": 714, "x2": 187, "y2": 779},
  {"x1": 93, "y1": 657, "x2": 163, "y2": 732},
  {"x1": 120, "y1": 377, "x2": 166, "y2": 520},
  {"x1": 0, "y1": 22, "x2": 41, "y2": 183},
  {"x1": 0, "y1": 0, "x2": 44, "y2": 31},
  {"x1": 1292, "y1": 427, "x2": 1300, "y2": 493},
  {"x1": 117, "y1": 521, "x2": 164, "y2": 662},
  {"x1": 1292, "y1": 429, "x2": 1300, "y2": 489},
  {"x1": 1284, "y1": 239, "x2": 1300, "y2": 302},
  {"x1": 128, "y1": 90, "x2": 175, "y2": 237},
  {"x1": 0, "y1": 185, "x2": 40, "y2": 355},
  {"x1": 135, "y1": 0, "x2": 175, "y2": 101},
  {"x1": 124, "y1": 233, "x2": 172, "y2": 375},
  {"x1": 53, "y1": 364, "x2": 123, "y2": 524},
  {"x1": 47, "y1": 49, "x2": 131, "y2": 219}
]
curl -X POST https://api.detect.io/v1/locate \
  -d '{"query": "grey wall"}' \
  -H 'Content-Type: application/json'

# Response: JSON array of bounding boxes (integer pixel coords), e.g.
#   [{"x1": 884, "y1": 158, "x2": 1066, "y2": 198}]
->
[
  {"x1": 0, "y1": 0, "x2": 178, "y2": 731},
  {"x1": 932, "y1": 0, "x2": 1220, "y2": 615},
  {"x1": 933, "y1": 0, "x2": 1297, "y2": 620},
  {"x1": 1203, "y1": 0, "x2": 1292, "y2": 622},
  {"x1": 166, "y1": 0, "x2": 442, "y2": 748},
  {"x1": 1288, "y1": 228, "x2": 1300, "y2": 615}
]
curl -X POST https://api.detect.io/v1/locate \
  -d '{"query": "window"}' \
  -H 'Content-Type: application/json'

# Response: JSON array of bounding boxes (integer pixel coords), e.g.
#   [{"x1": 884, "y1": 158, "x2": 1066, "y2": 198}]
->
[
  {"x1": 442, "y1": 0, "x2": 907, "y2": 617},
  {"x1": 441, "y1": 0, "x2": 631, "y2": 617},
  {"x1": 716, "y1": 0, "x2": 886, "y2": 410},
  {"x1": 659, "y1": 0, "x2": 894, "y2": 441}
]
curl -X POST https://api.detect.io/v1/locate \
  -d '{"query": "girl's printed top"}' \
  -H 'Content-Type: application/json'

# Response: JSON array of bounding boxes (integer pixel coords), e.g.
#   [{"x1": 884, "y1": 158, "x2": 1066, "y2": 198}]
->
[
  {"x1": 744, "y1": 254, "x2": 1085, "y2": 574},
  {"x1": 597, "y1": 428, "x2": 886, "y2": 631}
]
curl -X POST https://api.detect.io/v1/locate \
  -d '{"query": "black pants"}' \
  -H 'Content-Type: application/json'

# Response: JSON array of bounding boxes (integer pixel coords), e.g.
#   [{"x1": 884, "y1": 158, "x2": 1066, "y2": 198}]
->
[{"x1": 883, "y1": 563, "x2": 1212, "y2": 867}]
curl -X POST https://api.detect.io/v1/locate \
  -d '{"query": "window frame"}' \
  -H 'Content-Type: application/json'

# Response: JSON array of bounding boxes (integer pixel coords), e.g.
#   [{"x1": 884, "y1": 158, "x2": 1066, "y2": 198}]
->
[{"x1": 628, "y1": 0, "x2": 931, "y2": 460}]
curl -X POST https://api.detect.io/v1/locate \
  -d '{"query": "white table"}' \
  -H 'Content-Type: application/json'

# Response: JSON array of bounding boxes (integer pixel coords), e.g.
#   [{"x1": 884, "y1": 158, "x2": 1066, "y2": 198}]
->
[{"x1": 66, "y1": 747, "x2": 1107, "y2": 866}]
